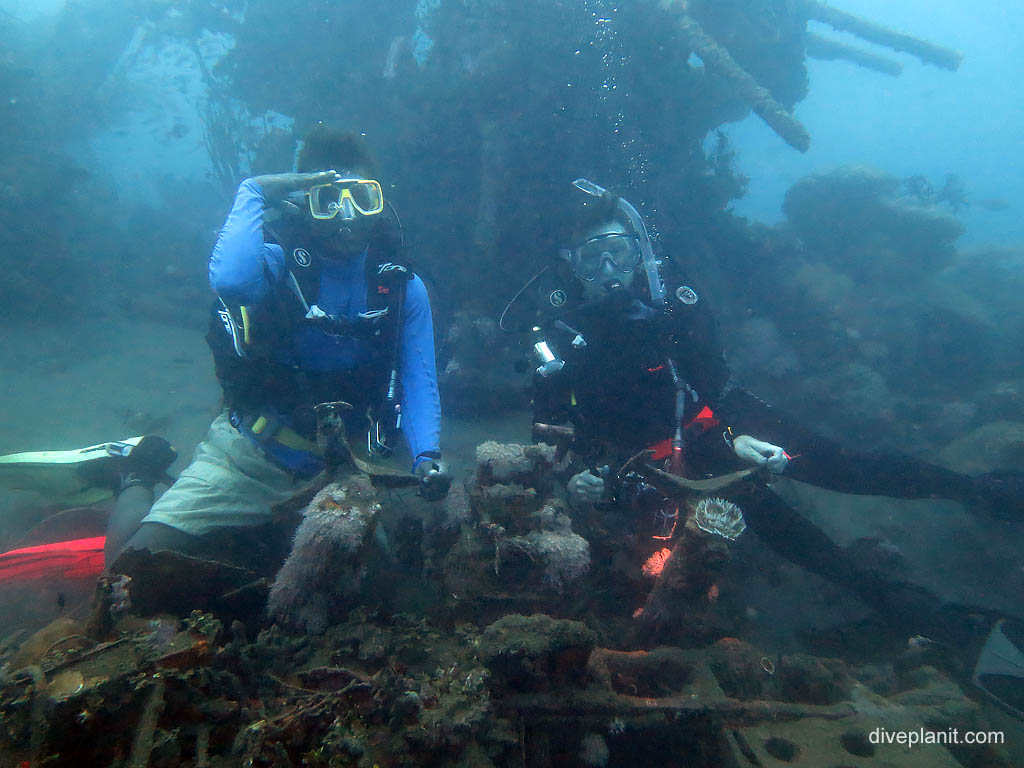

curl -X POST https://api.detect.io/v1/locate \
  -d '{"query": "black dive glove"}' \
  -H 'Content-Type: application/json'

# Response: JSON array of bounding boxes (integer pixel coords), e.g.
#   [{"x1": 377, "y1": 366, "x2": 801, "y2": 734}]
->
[
  {"x1": 124, "y1": 436, "x2": 178, "y2": 486},
  {"x1": 79, "y1": 436, "x2": 178, "y2": 495},
  {"x1": 415, "y1": 452, "x2": 451, "y2": 501}
]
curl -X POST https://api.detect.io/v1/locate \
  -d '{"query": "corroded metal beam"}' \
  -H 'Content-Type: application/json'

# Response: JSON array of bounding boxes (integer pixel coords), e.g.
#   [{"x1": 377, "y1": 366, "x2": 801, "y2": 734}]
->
[
  {"x1": 500, "y1": 689, "x2": 855, "y2": 725},
  {"x1": 802, "y1": 0, "x2": 963, "y2": 70},
  {"x1": 805, "y1": 32, "x2": 903, "y2": 77},
  {"x1": 659, "y1": 0, "x2": 812, "y2": 152},
  {"x1": 654, "y1": 0, "x2": 960, "y2": 152}
]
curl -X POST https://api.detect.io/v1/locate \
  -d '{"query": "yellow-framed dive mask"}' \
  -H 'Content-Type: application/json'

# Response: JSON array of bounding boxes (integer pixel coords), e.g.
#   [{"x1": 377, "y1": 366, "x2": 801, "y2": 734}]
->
[{"x1": 307, "y1": 179, "x2": 385, "y2": 219}]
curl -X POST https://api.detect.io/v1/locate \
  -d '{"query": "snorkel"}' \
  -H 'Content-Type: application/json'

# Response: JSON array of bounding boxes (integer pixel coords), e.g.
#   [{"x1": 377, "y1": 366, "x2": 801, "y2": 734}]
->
[{"x1": 570, "y1": 178, "x2": 666, "y2": 305}]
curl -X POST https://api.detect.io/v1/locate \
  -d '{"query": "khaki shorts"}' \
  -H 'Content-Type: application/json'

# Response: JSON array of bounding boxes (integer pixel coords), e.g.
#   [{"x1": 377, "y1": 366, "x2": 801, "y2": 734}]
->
[{"x1": 142, "y1": 412, "x2": 303, "y2": 537}]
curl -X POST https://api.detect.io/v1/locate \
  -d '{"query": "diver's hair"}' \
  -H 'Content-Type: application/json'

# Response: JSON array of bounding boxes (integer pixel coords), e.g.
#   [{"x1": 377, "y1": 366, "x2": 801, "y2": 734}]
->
[
  {"x1": 568, "y1": 193, "x2": 628, "y2": 244},
  {"x1": 297, "y1": 125, "x2": 377, "y2": 176}
]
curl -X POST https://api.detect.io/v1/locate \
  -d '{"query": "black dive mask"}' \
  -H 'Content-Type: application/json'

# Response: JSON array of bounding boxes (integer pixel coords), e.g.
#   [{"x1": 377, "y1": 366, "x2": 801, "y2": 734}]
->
[{"x1": 561, "y1": 233, "x2": 641, "y2": 282}]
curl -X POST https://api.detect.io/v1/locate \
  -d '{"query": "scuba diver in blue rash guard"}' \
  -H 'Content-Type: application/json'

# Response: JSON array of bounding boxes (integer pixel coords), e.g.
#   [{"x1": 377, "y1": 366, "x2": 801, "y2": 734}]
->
[
  {"x1": 92, "y1": 127, "x2": 448, "y2": 572},
  {"x1": 0, "y1": 129, "x2": 449, "y2": 597},
  {"x1": 504, "y1": 178, "x2": 1024, "y2": 717}
]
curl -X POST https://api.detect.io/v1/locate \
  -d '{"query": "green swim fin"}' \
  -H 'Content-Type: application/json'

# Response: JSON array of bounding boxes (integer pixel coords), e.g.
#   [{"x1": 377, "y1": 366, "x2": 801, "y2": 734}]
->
[
  {"x1": 0, "y1": 438, "x2": 148, "y2": 506},
  {"x1": 972, "y1": 618, "x2": 1024, "y2": 718}
]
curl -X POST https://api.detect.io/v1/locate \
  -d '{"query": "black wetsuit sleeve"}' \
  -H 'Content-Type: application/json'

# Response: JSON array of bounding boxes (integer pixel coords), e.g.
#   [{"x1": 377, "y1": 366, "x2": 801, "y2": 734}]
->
[
  {"x1": 712, "y1": 388, "x2": 976, "y2": 503},
  {"x1": 531, "y1": 369, "x2": 572, "y2": 428}
]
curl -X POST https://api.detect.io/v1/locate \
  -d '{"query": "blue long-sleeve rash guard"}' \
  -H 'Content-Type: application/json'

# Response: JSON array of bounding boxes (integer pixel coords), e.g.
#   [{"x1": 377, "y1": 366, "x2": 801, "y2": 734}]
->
[{"x1": 210, "y1": 178, "x2": 441, "y2": 471}]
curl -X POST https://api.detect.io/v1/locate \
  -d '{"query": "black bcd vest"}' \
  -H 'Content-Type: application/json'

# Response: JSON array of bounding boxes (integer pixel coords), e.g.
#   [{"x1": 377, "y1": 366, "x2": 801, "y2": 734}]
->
[{"x1": 206, "y1": 216, "x2": 413, "y2": 431}]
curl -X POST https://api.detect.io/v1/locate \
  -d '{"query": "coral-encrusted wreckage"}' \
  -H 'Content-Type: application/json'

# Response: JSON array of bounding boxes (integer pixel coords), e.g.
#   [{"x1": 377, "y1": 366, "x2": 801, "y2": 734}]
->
[
  {"x1": 0, "y1": 426, "x2": 1014, "y2": 767},
  {"x1": 647, "y1": 0, "x2": 962, "y2": 153}
]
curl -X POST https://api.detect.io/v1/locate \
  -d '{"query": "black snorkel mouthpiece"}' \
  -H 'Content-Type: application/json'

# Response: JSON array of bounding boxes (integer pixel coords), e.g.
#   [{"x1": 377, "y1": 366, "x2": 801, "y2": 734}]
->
[{"x1": 603, "y1": 280, "x2": 632, "y2": 312}]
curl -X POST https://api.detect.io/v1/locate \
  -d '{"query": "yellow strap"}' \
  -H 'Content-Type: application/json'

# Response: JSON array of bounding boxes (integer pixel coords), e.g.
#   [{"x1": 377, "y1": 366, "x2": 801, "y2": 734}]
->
[
  {"x1": 274, "y1": 427, "x2": 321, "y2": 454},
  {"x1": 240, "y1": 306, "x2": 252, "y2": 346},
  {"x1": 251, "y1": 415, "x2": 321, "y2": 454},
  {"x1": 570, "y1": 390, "x2": 577, "y2": 407}
]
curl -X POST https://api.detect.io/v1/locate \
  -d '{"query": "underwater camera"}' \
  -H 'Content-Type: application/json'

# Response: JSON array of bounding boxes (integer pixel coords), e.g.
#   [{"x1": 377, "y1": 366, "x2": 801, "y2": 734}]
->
[{"x1": 618, "y1": 472, "x2": 679, "y2": 540}]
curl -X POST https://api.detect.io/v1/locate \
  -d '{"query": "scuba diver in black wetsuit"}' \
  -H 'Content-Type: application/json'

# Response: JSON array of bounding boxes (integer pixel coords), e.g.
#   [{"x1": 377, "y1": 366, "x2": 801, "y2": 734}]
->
[{"x1": 502, "y1": 178, "x2": 1024, "y2": 716}]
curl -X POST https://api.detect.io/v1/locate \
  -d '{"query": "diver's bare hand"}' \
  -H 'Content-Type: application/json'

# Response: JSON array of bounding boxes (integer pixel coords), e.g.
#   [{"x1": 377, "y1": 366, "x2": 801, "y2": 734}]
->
[
  {"x1": 568, "y1": 469, "x2": 605, "y2": 504},
  {"x1": 252, "y1": 170, "x2": 343, "y2": 202},
  {"x1": 732, "y1": 434, "x2": 789, "y2": 474}
]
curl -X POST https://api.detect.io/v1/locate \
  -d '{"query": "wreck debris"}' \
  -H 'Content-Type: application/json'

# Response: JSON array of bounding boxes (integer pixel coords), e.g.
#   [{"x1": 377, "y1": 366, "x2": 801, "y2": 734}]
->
[
  {"x1": 295, "y1": 665, "x2": 373, "y2": 694},
  {"x1": 521, "y1": 528, "x2": 591, "y2": 591},
  {"x1": 651, "y1": 0, "x2": 960, "y2": 152},
  {"x1": 632, "y1": 513, "x2": 733, "y2": 645},
  {"x1": 196, "y1": 723, "x2": 211, "y2": 768},
  {"x1": 465, "y1": 443, "x2": 592, "y2": 598},
  {"x1": 531, "y1": 422, "x2": 575, "y2": 463},
  {"x1": 11, "y1": 618, "x2": 82, "y2": 669},
  {"x1": 802, "y1": 0, "x2": 964, "y2": 71},
  {"x1": 127, "y1": 677, "x2": 165, "y2": 768},
  {"x1": 579, "y1": 730, "x2": 610, "y2": 767},
  {"x1": 267, "y1": 479, "x2": 382, "y2": 634},
  {"x1": 496, "y1": 640, "x2": 995, "y2": 766},
  {"x1": 266, "y1": 399, "x2": 409, "y2": 634},
  {"x1": 41, "y1": 637, "x2": 129, "y2": 678},
  {"x1": 659, "y1": 0, "x2": 812, "y2": 152},
  {"x1": 0, "y1": 573, "x2": 1012, "y2": 766},
  {"x1": 474, "y1": 116, "x2": 507, "y2": 260},
  {"x1": 0, "y1": 434, "x2": 1013, "y2": 765},
  {"x1": 45, "y1": 669, "x2": 84, "y2": 699},
  {"x1": 726, "y1": 713, "x2": 961, "y2": 767},
  {"x1": 25, "y1": 664, "x2": 47, "y2": 766},
  {"x1": 494, "y1": 641, "x2": 859, "y2": 732},
  {"x1": 475, "y1": 440, "x2": 556, "y2": 487},
  {"x1": 471, "y1": 441, "x2": 555, "y2": 532},
  {"x1": 502, "y1": 685, "x2": 853, "y2": 724},
  {"x1": 805, "y1": 32, "x2": 903, "y2": 76},
  {"x1": 106, "y1": 549, "x2": 255, "y2": 618},
  {"x1": 478, "y1": 614, "x2": 597, "y2": 694}
]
